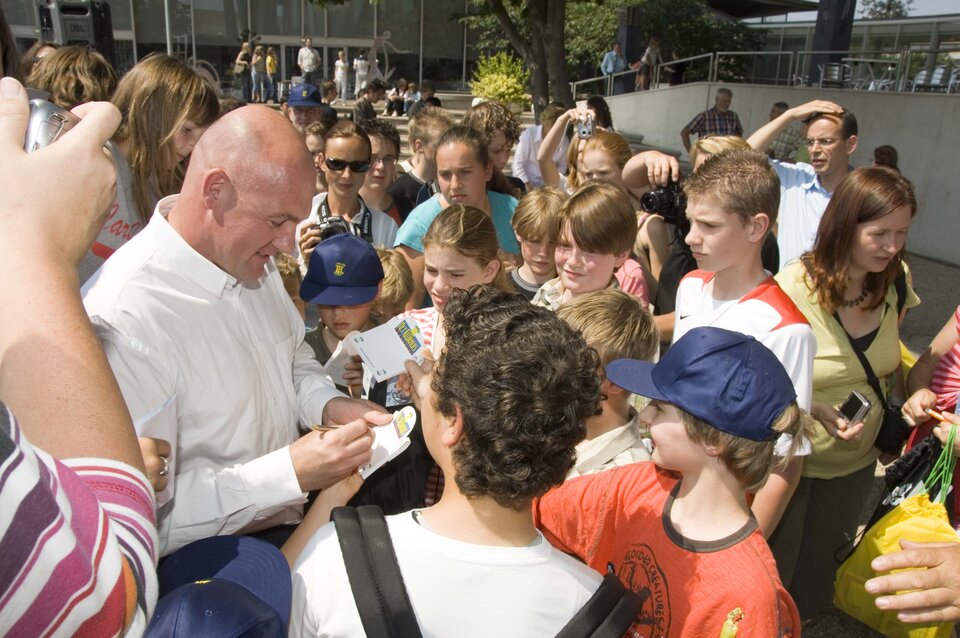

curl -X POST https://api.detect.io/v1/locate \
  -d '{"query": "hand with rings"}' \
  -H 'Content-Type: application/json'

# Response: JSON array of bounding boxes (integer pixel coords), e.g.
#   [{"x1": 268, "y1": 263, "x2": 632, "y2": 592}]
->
[{"x1": 138, "y1": 436, "x2": 172, "y2": 493}]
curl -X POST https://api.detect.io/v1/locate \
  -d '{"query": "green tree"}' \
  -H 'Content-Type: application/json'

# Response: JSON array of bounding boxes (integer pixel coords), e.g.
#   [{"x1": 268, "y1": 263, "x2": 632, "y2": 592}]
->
[
  {"x1": 465, "y1": 0, "x2": 764, "y2": 112},
  {"x1": 858, "y1": 0, "x2": 914, "y2": 19}
]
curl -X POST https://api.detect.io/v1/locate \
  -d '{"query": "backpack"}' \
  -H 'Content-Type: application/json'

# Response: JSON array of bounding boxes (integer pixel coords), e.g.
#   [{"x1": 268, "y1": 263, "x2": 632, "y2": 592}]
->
[{"x1": 333, "y1": 505, "x2": 641, "y2": 638}]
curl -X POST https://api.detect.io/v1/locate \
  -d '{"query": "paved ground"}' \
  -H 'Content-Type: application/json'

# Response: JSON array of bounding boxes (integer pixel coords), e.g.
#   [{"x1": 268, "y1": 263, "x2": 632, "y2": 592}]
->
[{"x1": 901, "y1": 252, "x2": 958, "y2": 354}]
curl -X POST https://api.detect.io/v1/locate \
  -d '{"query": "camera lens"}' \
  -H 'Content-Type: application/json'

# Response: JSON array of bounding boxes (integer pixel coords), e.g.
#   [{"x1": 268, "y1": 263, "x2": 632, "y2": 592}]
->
[{"x1": 640, "y1": 191, "x2": 664, "y2": 213}]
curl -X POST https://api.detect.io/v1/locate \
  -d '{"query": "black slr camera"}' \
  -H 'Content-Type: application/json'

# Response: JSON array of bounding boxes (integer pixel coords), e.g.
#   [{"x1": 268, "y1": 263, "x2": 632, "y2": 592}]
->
[
  {"x1": 315, "y1": 216, "x2": 357, "y2": 241},
  {"x1": 640, "y1": 177, "x2": 688, "y2": 237}
]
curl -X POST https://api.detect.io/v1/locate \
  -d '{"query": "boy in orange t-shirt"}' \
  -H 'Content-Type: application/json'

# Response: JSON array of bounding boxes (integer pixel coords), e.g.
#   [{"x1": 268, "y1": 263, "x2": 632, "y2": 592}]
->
[{"x1": 535, "y1": 327, "x2": 804, "y2": 638}]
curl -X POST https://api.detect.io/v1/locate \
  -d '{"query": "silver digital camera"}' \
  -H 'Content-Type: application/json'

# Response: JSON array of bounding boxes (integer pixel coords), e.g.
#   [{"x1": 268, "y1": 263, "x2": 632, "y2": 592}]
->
[
  {"x1": 576, "y1": 114, "x2": 594, "y2": 139},
  {"x1": 24, "y1": 99, "x2": 80, "y2": 153}
]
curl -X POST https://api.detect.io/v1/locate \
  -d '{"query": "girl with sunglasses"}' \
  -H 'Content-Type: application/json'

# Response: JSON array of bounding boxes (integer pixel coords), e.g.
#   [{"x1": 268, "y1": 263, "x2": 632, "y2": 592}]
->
[
  {"x1": 395, "y1": 126, "x2": 520, "y2": 308},
  {"x1": 298, "y1": 121, "x2": 399, "y2": 265}
]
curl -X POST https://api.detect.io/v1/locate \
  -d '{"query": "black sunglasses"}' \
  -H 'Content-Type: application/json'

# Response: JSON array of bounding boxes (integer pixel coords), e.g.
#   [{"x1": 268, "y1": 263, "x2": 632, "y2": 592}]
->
[{"x1": 324, "y1": 158, "x2": 370, "y2": 173}]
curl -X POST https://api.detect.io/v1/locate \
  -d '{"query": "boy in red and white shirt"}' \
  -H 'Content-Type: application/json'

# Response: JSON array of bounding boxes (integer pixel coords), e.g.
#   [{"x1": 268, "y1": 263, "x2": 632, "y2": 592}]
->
[{"x1": 673, "y1": 149, "x2": 816, "y2": 537}]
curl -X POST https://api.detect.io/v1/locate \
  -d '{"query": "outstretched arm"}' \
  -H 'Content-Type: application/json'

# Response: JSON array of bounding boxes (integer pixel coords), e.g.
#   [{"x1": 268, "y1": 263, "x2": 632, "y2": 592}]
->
[
  {"x1": 538, "y1": 109, "x2": 578, "y2": 190},
  {"x1": 0, "y1": 79, "x2": 144, "y2": 469},
  {"x1": 747, "y1": 99, "x2": 842, "y2": 153}
]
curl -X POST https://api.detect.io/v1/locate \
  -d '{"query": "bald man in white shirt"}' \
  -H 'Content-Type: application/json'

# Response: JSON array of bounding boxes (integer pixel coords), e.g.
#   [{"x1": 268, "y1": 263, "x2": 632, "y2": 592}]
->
[{"x1": 83, "y1": 105, "x2": 390, "y2": 556}]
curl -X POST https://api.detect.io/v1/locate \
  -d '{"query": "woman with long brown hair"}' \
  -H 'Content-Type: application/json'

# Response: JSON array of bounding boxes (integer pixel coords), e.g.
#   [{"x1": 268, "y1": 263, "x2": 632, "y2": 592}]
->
[
  {"x1": 771, "y1": 166, "x2": 919, "y2": 618},
  {"x1": 78, "y1": 54, "x2": 219, "y2": 282}
]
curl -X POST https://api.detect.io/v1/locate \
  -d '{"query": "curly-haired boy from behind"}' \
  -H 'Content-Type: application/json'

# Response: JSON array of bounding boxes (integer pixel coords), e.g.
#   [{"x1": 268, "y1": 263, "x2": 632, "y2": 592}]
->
[{"x1": 289, "y1": 286, "x2": 611, "y2": 636}]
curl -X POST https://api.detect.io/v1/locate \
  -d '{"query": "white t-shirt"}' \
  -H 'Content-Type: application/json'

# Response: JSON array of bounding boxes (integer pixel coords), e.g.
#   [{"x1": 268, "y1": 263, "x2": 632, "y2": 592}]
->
[
  {"x1": 673, "y1": 270, "x2": 817, "y2": 455},
  {"x1": 290, "y1": 511, "x2": 602, "y2": 637}
]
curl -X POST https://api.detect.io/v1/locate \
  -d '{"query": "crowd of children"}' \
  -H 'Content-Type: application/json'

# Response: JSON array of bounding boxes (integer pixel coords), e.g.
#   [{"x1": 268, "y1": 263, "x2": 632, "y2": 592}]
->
[
  {"x1": 262, "y1": 95, "x2": 960, "y2": 637},
  {"x1": 9, "y1": 11, "x2": 960, "y2": 633}
]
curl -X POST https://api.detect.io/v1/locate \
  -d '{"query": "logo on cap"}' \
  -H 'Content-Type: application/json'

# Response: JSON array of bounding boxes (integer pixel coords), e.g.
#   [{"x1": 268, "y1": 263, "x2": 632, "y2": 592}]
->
[
  {"x1": 334, "y1": 262, "x2": 346, "y2": 276},
  {"x1": 301, "y1": 89, "x2": 308, "y2": 97}
]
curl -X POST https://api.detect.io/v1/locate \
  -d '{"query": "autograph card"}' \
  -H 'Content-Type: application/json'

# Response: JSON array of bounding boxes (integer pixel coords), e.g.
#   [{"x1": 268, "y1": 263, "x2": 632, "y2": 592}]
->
[
  {"x1": 360, "y1": 406, "x2": 418, "y2": 479},
  {"x1": 322, "y1": 340, "x2": 353, "y2": 387},
  {"x1": 346, "y1": 316, "x2": 425, "y2": 382}
]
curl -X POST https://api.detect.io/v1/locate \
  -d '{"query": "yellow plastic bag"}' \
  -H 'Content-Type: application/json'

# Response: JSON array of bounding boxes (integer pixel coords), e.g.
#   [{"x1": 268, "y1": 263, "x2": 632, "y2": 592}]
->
[
  {"x1": 901, "y1": 340, "x2": 917, "y2": 378},
  {"x1": 834, "y1": 424, "x2": 960, "y2": 637}
]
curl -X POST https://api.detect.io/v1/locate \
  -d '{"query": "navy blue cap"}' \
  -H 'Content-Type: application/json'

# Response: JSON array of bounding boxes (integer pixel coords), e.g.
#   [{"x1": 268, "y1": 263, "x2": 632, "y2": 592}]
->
[
  {"x1": 605, "y1": 327, "x2": 796, "y2": 442},
  {"x1": 146, "y1": 536, "x2": 291, "y2": 637},
  {"x1": 146, "y1": 580, "x2": 284, "y2": 638},
  {"x1": 300, "y1": 234, "x2": 384, "y2": 306},
  {"x1": 288, "y1": 83, "x2": 323, "y2": 107}
]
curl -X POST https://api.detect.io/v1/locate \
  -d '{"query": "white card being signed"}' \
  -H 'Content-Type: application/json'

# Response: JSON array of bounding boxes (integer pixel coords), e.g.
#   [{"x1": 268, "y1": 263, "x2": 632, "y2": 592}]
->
[
  {"x1": 322, "y1": 340, "x2": 353, "y2": 387},
  {"x1": 360, "y1": 406, "x2": 418, "y2": 479},
  {"x1": 346, "y1": 316, "x2": 425, "y2": 382}
]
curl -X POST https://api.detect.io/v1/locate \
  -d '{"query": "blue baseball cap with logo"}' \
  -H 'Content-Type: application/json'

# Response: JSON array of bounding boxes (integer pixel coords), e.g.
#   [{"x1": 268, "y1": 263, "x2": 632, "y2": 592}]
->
[
  {"x1": 605, "y1": 327, "x2": 796, "y2": 442},
  {"x1": 145, "y1": 535, "x2": 291, "y2": 637},
  {"x1": 288, "y1": 83, "x2": 323, "y2": 107},
  {"x1": 300, "y1": 233, "x2": 384, "y2": 306}
]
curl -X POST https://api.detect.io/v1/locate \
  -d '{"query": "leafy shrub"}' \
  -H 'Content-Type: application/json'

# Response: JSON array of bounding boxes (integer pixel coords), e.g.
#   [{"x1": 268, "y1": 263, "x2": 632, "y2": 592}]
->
[{"x1": 470, "y1": 52, "x2": 530, "y2": 106}]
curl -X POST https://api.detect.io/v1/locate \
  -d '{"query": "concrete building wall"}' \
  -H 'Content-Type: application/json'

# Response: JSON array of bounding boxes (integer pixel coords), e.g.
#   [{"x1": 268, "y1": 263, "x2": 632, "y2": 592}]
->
[{"x1": 607, "y1": 84, "x2": 960, "y2": 266}]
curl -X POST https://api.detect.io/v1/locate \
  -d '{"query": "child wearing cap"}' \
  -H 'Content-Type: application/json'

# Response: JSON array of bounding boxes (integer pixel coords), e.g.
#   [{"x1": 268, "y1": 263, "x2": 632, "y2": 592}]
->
[
  {"x1": 556, "y1": 289, "x2": 659, "y2": 477},
  {"x1": 674, "y1": 148, "x2": 816, "y2": 537},
  {"x1": 300, "y1": 234, "x2": 384, "y2": 395},
  {"x1": 535, "y1": 327, "x2": 804, "y2": 638}
]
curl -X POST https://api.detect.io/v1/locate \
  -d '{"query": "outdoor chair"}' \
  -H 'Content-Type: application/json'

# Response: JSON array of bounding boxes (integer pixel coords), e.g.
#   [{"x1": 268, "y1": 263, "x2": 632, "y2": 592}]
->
[{"x1": 818, "y1": 62, "x2": 852, "y2": 89}]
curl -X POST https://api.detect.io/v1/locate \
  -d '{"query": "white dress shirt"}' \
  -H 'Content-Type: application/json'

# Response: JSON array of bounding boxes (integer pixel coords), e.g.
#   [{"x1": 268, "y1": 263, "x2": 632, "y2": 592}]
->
[
  {"x1": 82, "y1": 195, "x2": 343, "y2": 556},
  {"x1": 511, "y1": 124, "x2": 569, "y2": 189},
  {"x1": 771, "y1": 160, "x2": 832, "y2": 269}
]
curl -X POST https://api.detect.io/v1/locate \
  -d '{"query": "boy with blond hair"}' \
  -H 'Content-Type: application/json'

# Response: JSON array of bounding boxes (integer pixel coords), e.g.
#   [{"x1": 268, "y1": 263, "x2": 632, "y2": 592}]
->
[
  {"x1": 673, "y1": 148, "x2": 815, "y2": 537},
  {"x1": 557, "y1": 289, "x2": 659, "y2": 476},
  {"x1": 276, "y1": 252, "x2": 307, "y2": 321},
  {"x1": 535, "y1": 327, "x2": 803, "y2": 637},
  {"x1": 510, "y1": 187, "x2": 565, "y2": 299},
  {"x1": 388, "y1": 106, "x2": 454, "y2": 218},
  {"x1": 532, "y1": 181, "x2": 637, "y2": 311},
  {"x1": 371, "y1": 248, "x2": 414, "y2": 324}
]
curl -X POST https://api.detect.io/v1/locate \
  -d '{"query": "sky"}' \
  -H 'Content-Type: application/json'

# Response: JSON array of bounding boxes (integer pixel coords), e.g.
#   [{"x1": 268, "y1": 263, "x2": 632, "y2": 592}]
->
[{"x1": 769, "y1": 0, "x2": 959, "y2": 22}]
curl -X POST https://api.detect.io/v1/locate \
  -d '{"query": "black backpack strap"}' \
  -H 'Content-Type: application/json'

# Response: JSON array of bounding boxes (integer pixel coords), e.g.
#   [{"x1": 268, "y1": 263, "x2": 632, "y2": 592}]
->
[
  {"x1": 555, "y1": 568, "x2": 642, "y2": 638},
  {"x1": 332, "y1": 505, "x2": 423, "y2": 638}
]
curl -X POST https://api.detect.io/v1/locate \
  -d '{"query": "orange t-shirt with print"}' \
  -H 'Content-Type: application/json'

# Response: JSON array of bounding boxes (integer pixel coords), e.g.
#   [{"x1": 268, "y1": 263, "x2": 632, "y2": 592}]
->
[{"x1": 534, "y1": 463, "x2": 800, "y2": 638}]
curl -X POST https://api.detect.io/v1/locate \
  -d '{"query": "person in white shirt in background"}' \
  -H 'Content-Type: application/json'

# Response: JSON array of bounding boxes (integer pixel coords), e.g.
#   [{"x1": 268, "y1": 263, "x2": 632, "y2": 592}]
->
[
  {"x1": 512, "y1": 102, "x2": 568, "y2": 190},
  {"x1": 297, "y1": 37, "x2": 320, "y2": 86},
  {"x1": 82, "y1": 105, "x2": 391, "y2": 557}
]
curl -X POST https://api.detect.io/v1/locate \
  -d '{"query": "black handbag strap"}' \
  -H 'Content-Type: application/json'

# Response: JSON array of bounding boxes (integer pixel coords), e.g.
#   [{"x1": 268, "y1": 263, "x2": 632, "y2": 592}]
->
[
  {"x1": 835, "y1": 313, "x2": 888, "y2": 408},
  {"x1": 832, "y1": 265, "x2": 906, "y2": 408},
  {"x1": 334, "y1": 506, "x2": 641, "y2": 638},
  {"x1": 333, "y1": 505, "x2": 423, "y2": 638},
  {"x1": 556, "y1": 568, "x2": 643, "y2": 638}
]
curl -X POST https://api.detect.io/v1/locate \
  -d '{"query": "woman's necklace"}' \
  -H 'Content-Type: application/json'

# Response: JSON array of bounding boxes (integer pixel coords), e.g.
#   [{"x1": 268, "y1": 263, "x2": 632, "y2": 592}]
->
[{"x1": 843, "y1": 285, "x2": 868, "y2": 308}]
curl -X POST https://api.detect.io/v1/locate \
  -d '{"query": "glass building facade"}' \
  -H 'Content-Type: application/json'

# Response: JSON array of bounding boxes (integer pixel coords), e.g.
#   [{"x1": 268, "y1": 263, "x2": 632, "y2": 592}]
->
[{"x1": 7, "y1": 0, "x2": 481, "y2": 93}]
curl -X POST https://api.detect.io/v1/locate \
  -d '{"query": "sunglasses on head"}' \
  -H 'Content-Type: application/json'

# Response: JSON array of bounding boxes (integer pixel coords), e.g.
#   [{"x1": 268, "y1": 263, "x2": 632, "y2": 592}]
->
[{"x1": 324, "y1": 158, "x2": 370, "y2": 173}]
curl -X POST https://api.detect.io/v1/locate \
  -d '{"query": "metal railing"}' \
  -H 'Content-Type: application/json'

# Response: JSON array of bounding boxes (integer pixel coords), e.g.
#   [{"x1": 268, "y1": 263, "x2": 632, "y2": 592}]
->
[
  {"x1": 570, "y1": 46, "x2": 959, "y2": 96},
  {"x1": 651, "y1": 52, "x2": 715, "y2": 88}
]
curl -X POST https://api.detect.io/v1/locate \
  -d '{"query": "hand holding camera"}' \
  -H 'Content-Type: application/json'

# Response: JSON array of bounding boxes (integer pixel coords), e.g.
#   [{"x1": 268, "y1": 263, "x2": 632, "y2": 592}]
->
[{"x1": 0, "y1": 79, "x2": 120, "y2": 269}]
